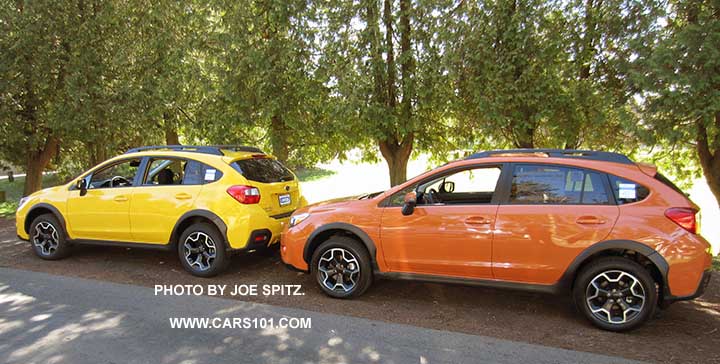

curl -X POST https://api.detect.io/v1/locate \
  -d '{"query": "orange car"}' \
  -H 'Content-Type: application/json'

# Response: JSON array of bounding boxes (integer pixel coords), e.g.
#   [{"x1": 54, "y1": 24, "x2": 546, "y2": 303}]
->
[{"x1": 281, "y1": 149, "x2": 713, "y2": 331}]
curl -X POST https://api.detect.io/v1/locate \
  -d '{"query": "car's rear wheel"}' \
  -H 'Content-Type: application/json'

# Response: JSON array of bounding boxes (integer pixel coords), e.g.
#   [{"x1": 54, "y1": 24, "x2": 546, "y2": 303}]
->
[
  {"x1": 178, "y1": 223, "x2": 229, "y2": 277},
  {"x1": 311, "y1": 236, "x2": 372, "y2": 298},
  {"x1": 574, "y1": 257, "x2": 657, "y2": 331},
  {"x1": 29, "y1": 213, "x2": 70, "y2": 260}
]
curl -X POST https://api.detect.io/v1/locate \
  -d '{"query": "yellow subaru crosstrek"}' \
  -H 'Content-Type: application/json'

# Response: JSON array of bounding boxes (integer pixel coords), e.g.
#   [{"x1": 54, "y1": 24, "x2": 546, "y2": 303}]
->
[{"x1": 16, "y1": 145, "x2": 306, "y2": 277}]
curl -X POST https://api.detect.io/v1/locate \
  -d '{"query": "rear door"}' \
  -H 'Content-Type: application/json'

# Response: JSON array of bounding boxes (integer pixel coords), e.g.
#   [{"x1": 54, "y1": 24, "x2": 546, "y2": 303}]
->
[
  {"x1": 129, "y1": 157, "x2": 208, "y2": 244},
  {"x1": 230, "y1": 157, "x2": 300, "y2": 217},
  {"x1": 492, "y1": 163, "x2": 619, "y2": 284}
]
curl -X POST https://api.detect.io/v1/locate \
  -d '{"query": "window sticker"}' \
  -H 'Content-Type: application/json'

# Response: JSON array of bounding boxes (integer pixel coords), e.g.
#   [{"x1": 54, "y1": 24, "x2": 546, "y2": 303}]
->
[
  {"x1": 618, "y1": 183, "x2": 637, "y2": 199},
  {"x1": 204, "y1": 169, "x2": 217, "y2": 181}
]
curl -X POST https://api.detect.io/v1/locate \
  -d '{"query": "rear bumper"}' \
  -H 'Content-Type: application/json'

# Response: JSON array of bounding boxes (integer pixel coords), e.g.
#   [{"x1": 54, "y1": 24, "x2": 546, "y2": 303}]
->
[
  {"x1": 666, "y1": 270, "x2": 712, "y2": 302},
  {"x1": 225, "y1": 209, "x2": 289, "y2": 250}
]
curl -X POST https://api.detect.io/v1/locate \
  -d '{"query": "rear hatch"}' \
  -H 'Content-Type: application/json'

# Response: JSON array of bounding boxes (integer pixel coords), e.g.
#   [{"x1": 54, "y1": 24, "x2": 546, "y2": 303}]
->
[{"x1": 230, "y1": 156, "x2": 300, "y2": 218}]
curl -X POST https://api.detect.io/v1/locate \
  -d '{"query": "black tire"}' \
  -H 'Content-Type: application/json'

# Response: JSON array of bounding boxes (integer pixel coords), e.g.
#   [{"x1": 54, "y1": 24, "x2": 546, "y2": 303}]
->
[
  {"x1": 573, "y1": 257, "x2": 657, "y2": 332},
  {"x1": 177, "y1": 222, "x2": 229, "y2": 277},
  {"x1": 29, "y1": 213, "x2": 70, "y2": 260},
  {"x1": 310, "y1": 236, "x2": 373, "y2": 299}
]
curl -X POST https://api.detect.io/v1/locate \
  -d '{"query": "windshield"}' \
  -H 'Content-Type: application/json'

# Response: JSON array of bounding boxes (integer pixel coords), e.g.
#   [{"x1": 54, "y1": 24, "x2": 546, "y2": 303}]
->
[{"x1": 231, "y1": 158, "x2": 294, "y2": 183}]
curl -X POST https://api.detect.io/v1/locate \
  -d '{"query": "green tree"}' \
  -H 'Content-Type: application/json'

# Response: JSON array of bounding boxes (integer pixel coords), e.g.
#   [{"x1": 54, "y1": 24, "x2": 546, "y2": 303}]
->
[
  {"x1": 635, "y1": 0, "x2": 720, "y2": 207},
  {"x1": 0, "y1": 1, "x2": 75, "y2": 195},
  {"x1": 190, "y1": 0, "x2": 335, "y2": 168},
  {"x1": 319, "y1": 0, "x2": 455, "y2": 186}
]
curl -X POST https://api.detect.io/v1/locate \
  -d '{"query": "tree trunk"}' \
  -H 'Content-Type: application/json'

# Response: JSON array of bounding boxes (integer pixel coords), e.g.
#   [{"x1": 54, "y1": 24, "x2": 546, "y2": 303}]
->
[
  {"x1": 86, "y1": 141, "x2": 108, "y2": 167},
  {"x1": 514, "y1": 126, "x2": 535, "y2": 148},
  {"x1": 379, "y1": 134, "x2": 413, "y2": 187},
  {"x1": 270, "y1": 114, "x2": 289, "y2": 164},
  {"x1": 164, "y1": 112, "x2": 180, "y2": 145},
  {"x1": 23, "y1": 137, "x2": 59, "y2": 196},
  {"x1": 696, "y1": 115, "x2": 720, "y2": 209}
]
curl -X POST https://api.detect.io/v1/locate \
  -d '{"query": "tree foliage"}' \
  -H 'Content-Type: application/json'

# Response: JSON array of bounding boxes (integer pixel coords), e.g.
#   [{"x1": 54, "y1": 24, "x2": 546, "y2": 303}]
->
[
  {"x1": 633, "y1": 0, "x2": 720, "y2": 208},
  {"x1": 0, "y1": 0, "x2": 718, "y2": 207}
]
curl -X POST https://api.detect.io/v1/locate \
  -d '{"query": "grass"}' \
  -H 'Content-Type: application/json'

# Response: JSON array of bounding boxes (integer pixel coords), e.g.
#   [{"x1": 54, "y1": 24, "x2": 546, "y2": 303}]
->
[
  {"x1": 0, "y1": 174, "x2": 62, "y2": 218},
  {"x1": 713, "y1": 255, "x2": 719, "y2": 272},
  {"x1": 294, "y1": 167, "x2": 337, "y2": 182}
]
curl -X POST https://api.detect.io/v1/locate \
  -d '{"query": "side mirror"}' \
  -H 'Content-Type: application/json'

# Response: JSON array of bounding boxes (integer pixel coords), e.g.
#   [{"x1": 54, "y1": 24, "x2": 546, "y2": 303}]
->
[
  {"x1": 441, "y1": 181, "x2": 455, "y2": 193},
  {"x1": 401, "y1": 191, "x2": 417, "y2": 216},
  {"x1": 77, "y1": 179, "x2": 88, "y2": 196}
]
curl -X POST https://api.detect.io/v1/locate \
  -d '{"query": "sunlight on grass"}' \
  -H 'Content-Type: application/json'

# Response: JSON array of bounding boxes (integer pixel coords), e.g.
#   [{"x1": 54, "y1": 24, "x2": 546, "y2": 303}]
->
[
  {"x1": 0, "y1": 201, "x2": 18, "y2": 218},
  {"x1": 294, "y1": 167, "x2": 337, "y2": 182},
  {"x1": 0, "y1": 174, "x2": 62, "y2": 217}
]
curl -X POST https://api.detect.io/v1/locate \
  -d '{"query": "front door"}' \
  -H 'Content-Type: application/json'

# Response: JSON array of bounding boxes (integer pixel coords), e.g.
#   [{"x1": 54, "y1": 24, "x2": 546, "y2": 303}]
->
[
  {"x1": 380, "y1": 165, "x2": 504, "y2": 279},
  {"x1": 66, "y1": 158, "x2": 141, "y2": 241}
]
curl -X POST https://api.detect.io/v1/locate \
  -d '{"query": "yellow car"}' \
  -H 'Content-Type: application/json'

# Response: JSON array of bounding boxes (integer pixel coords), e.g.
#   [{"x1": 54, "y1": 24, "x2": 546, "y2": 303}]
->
[{"x1": 16, "y1": 145, "x2": 306, "y2": 277}]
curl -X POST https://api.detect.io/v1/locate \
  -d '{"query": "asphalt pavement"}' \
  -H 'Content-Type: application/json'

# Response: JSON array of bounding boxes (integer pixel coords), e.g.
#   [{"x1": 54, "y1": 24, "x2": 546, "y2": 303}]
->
[{"x1": 0, "y1": 267, "x2": 642, "y2": 364}]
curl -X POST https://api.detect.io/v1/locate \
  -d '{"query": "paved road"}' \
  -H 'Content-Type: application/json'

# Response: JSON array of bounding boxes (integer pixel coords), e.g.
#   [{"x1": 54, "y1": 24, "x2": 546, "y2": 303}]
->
[{"x1": 0, "y1": 268, "x2": 641, "y2": 364}]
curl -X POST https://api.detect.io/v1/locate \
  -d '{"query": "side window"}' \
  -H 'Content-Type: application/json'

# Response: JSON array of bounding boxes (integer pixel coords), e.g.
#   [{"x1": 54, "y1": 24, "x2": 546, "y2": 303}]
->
[
  {"x1": 88, "y1": 159, "x2": 141, "y2": 189},
  {"x1": 183, "y1": 160, "x2": 223, "y2": 185},
  {"x1": 510, "y1": 164, "x2": 609, "y2": 205},
  {"x1": 418, "y1": 166, "x2": 502, "y2": 205},
  {"x1": 608, "y1": 175, "x2": 650, "y2": 204},
  {"x1": 144, "y1": 158, "x2": 185, "y2": 185}
]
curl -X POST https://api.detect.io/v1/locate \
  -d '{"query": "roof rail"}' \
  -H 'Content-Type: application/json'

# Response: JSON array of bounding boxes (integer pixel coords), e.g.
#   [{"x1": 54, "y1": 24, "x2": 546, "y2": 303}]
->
[
  {"x1": 465, "y1": 149, "x2": 633, "y2": 165},
  {"x1": 125, "y1": 145, "x2": 264, "y2": 156}
]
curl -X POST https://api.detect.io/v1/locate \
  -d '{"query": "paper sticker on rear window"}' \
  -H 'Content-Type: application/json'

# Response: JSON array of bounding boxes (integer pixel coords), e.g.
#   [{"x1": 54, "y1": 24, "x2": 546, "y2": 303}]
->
[
  {"x1": 204, "y1": 169, "x2": 217, "y2": 181},
  {"x1": 618, "y1": 183, "x2": 636, "y2": 199}
]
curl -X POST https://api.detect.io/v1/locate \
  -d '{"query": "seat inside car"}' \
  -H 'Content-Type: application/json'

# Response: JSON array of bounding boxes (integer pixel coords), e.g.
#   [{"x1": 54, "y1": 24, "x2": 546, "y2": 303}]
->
[{"x1": 157, "y1": 169, "x2": 174, "y2": 185}]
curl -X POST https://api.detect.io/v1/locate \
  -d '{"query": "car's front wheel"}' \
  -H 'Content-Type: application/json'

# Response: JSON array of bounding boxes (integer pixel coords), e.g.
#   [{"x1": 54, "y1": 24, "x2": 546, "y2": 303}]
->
[
  {"x1": 311, "y1": 236, "x2": 373, "y2": 298},
  {"x1": 29, "y1": 213, "x2": 70, "y2": 260},
  {"x1": 574, "y1": 257, "x2": 657, "y2": 332},
  {"x1": 177, "y1": 223, "x2": 229, "y2": 277}
]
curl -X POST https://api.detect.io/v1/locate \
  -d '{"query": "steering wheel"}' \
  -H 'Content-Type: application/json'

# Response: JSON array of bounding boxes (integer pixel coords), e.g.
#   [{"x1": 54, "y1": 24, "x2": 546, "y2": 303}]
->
[
  {"x1": 426, "y1": 188, "x2": 441, "y2": 204},
  {"x1": 110, "y1": 176, "x2": 131, "y2": 187}
]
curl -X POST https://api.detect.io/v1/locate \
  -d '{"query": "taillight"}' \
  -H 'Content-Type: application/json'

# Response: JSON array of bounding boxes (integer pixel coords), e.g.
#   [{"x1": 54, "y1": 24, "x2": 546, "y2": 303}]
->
[
  {"x1": 664, "y1": 208, "x2": 697, "y2": 234},
  {"x1": 227, "y1": 185, "x2": 261, "y2": 204}
]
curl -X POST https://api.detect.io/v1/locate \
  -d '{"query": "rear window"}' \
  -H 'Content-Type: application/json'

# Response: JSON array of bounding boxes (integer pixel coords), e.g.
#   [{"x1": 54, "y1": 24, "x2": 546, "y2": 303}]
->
[
  {"x1": 655, "y1": 173, "x2": 686, "y2": 195},
  {"x1": 608, "y1": 175, "x2": 650, "y2": 204},
  {"x1": 231, "y1": 158, "x2": 294, "y2": 183}
]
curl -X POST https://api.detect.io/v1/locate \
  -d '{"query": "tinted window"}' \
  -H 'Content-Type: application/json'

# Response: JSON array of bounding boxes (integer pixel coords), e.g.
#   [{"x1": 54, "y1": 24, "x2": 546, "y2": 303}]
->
[
  {"x1": 655, "y1": 173, "x2": 685, "y2": 195},
  {"x1": 142, "y1": 158, "x2": 222, "y2": 186},
  {"x1": 510, "y1": 164, "x2": 609, "y2": 205},
  {"x1": 231, "y1": 158, "x2": 293, "y2": 183},
  {"x1": 144, "y1": 158, "x2": 185, "y2": 185},
  {"x1": 608, "y1": 175, "x2": 650, "y2": 204},
  {"x1": 183, "y1": 160, "x2": 223, "y2": 185},
  {"x1": 89, "y1": 159, "x2": 140, "y2": 189}
]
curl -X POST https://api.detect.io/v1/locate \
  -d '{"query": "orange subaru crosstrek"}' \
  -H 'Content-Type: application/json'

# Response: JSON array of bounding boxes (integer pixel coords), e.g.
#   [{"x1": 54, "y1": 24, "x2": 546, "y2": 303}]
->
[{"x1": 281, "y1": 149, "x2": 713, "y2": 331}]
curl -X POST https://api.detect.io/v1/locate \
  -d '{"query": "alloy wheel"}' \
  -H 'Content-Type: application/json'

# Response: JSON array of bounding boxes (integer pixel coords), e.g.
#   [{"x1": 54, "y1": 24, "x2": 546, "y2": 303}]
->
[
  {"x1": 318, "y1": 248, "x2": 360, "y2": 292},
  {"x1": 32, "y1": 222, "x2": 59, "y2": 256},
  {"x1": 183, "y1": 231, "x2": 217, "y2": 271},
  {"x1": 586, "y1": 270, "x2": 646, "y2": 325}
]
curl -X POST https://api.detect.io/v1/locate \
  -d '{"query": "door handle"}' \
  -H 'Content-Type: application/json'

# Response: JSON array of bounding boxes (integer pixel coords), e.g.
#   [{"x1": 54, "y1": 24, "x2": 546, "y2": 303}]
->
[
  {"x1": 175, "y1": 193, "x2": 192, "y2": 200},
  {"x1": 113, "y1": 195, "x2": 128, "y2": 202},
  {"x1": 465, "y1": 216, "x2": 492, "y2": 225},
  {"x1": 576, "y1": 216, "x2": 607, "y2": 225}
]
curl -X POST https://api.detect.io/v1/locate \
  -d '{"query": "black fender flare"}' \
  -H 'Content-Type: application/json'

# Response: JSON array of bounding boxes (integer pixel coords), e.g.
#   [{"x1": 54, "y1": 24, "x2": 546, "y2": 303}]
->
[
  {"x1": 558, "y1": 239, "x2": 670, "y2": 294},
  {"x1": 303, "y1": 222, "x2": 378, "y2": 270},
  {"x1": 26, "y1": 203, "x2": 68, "y2": 236},
  {"x1": 169, "y1": 210, "x2": 229, "y2": 247}
]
